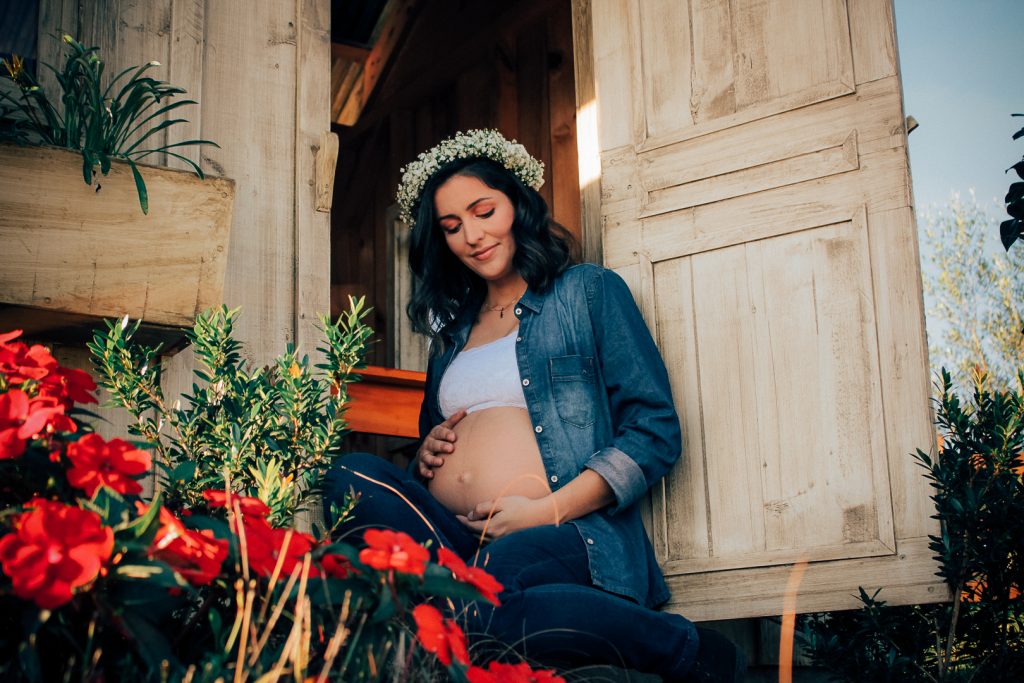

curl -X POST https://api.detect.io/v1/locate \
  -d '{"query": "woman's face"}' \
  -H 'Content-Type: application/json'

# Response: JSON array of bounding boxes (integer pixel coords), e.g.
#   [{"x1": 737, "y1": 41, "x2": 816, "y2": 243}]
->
[{"x1": 433, "y1": 174, "x2": 518, "y2": 284}]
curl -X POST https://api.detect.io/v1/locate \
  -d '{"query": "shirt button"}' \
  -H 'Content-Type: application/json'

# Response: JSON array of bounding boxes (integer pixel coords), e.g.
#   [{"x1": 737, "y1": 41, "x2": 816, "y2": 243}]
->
[
  {"x1": 549, "y1": 475, "x2": 558, "y2": 483},
  {"x1": 522, "y1": 378, "x2": 530, "y2": 387},
  {"x1": 586, "y1": 538, "x2": 594, "y2": 545},
  {"x1": 534, "y1": 425, "x2": 543, "y2": 434},
  {"x1": 514, "y1": 307, "x2": 522, "y2": 316},
  {"x1": 516, "y1": 336, "x2": 522, "y2": 342}
]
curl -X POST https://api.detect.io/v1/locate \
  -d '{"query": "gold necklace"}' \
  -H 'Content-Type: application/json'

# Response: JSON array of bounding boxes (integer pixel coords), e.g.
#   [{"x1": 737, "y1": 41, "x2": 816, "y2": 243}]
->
[{"x1": 483, "y1": 286, "x2": 527, "y2": 319}]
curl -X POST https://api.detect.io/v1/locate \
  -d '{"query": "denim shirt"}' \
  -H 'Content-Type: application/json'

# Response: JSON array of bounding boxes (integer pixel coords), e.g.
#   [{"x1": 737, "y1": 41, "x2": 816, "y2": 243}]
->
[{"x1": 418, "y1": 263, "x2": 682, "y2": 608}]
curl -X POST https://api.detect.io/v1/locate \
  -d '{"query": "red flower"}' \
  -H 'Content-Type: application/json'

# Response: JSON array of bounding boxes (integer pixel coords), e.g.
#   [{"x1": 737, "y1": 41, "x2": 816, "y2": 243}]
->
[
  {"x1": 24, "y1": 394, "x2": 76, "y2": 435},
  {"x1": 203, "y1": 489, "x2": 271, "y2": 518},
  {"x1": 359, "y1": 529, "x2": 429, "y2": 576},
  {"x1": 438, "y1": 547, "x2": 504, "y2": 606},
  {"x1": 412, "y1": 604, "x2": 469, "y2": 667},
  {"x1": 44, "y1": 366, "x2": 98, "y2": 407},
  {"x1": 137, "y1": 502, "x2": 228, "y2": 585},
  {"x1": 320, "y1": 553, "x2": 357, "y2": 579},
  {"x1": 466, "y1": 662, "x2": 566, "y2": 683},
  {"x1": 66, "y1": 434, "x2": 151, "y2": 497},
  {"x1": 0, "y1": 498, "x2": 114, "y2": 608},
  {"x1": 0, "y1": 332, "x2": 58, "y2": 384},
  {"x1": 0, "y1": 330, "x2": 97, "y2": 408},
  {"x1": 238, "y1": 515, "x2": 320, "y2": 578},
  {"x1": 0, "y1": 391, "x2": 76, "y2": 460},
  {"x1": 0, "y1": 390, "x2": 31, "y2": 459}
]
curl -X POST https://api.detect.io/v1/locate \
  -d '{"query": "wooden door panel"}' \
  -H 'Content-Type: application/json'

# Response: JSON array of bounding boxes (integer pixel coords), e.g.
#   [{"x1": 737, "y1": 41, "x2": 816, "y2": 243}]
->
[
  {"x1": 634, "y1": 0, "x2": 855, "y2": 147},
  {"x1": 651, "y1": 215, "x2": 896, "y2": 576},
  {"x1": 580, "y1": 0, "x2": 942, "y2": 619}
]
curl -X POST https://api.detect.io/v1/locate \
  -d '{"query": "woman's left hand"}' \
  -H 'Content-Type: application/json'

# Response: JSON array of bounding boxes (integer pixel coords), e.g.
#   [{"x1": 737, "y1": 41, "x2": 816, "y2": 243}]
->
[{"x1": 457, "y1": 495, "x2": 560, "y2": 540}]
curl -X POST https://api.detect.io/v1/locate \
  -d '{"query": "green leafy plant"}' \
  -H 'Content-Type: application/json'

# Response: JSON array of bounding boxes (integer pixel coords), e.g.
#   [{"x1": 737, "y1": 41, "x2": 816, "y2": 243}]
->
[
  {"x1": 1, "y1": 312, "x2": 556, "y2": 682},
  {"x1": 1000, "y1": 112, "x2": 1024, "y2": 251},
  {"x1": 801, "y1": 368, "x2": 1024, "y2": 682},
  {"x1": 0, "y1": 34, "x2": 217, "y2": 213},
  {"x1": 87, "y1": 300, "x2": 373, "y2": 526},
  {"x1": 919, "y1": 194, "x2": 1024, "y2": 390}
]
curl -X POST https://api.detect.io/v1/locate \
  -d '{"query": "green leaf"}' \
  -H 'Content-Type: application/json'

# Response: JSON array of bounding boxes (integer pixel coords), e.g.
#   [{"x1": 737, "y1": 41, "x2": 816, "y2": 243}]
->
[
  {"x1": 126, "y1": 158, "x2": 149, "y2": 214},
  {"x1": 171, "y1": 460, "x2": 198, "y2": 483},
  {"x1": 122, "y1": 492, "x2": 163, "y2": 542}
]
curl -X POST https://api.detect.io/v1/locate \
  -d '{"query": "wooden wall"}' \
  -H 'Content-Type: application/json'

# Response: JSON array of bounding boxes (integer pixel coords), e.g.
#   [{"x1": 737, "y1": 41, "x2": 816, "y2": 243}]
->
[
  {"x1": 330, "y1": 0, "x2": 579, "y2": 368},
  {"x1": 33, "y1": 0, "x2": 331, "y2": 463}
]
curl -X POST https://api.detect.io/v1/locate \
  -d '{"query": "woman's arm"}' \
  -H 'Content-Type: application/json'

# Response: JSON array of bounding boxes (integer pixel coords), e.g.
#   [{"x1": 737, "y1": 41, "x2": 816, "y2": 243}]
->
[
  {"x1": 458, "y1": 469, "x2": 615, "y2": 538},
  {"x1": 582, "y1": 267, "x2": 682, "y2": 514}
]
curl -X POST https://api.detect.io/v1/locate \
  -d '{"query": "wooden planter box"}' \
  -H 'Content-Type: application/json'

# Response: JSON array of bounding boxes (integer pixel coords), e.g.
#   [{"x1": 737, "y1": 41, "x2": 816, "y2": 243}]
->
[{"x1": 0, "y1": 144, "x2": 235, "y2": 351}]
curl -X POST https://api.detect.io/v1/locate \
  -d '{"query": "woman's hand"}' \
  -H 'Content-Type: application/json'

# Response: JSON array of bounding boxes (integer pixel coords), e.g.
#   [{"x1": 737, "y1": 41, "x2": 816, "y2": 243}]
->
[
  {"x1": 416, "y1": 409, "x2": 467, "y2": 479},
  {"x1": 457, "y1": 495, "x2": 560, "y2": 540}
]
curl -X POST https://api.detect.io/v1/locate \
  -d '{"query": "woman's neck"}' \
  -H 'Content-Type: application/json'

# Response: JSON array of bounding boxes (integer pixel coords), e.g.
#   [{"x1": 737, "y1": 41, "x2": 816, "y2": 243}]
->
[{"x1": 484, "y1": 275, "x2": 528, "y2": 308}]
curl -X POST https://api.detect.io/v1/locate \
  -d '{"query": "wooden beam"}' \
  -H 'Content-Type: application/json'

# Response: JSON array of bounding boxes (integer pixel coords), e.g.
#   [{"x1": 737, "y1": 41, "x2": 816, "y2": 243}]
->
[
  {"x1": 331, "y1": 41, "x2": 371, "y2": 63},
  {"x1": 345, "y1": 365, "x2": 425, "y2": 438},
  {"x1": 334, "y1": 0, "x2": 418, "y2": 126},
  {"x1": 340, "y1": 0, "x2": 562, "y2": 138}
]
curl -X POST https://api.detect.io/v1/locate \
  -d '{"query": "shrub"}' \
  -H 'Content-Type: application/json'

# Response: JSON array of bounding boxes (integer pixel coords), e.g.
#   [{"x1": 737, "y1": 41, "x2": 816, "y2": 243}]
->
[
  {"x1": 800, "y1": 368, "x2": 1024, "y2": 682},
  {"x1": 0, "y1": 311, "x2": 564, "y2": 682}
]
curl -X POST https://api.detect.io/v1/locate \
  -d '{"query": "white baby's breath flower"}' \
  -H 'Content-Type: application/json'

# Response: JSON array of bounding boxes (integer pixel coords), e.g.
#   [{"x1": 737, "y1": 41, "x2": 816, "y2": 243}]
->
[{"x1": 395, "y1": 128, "x2": 545, "y2": 225}]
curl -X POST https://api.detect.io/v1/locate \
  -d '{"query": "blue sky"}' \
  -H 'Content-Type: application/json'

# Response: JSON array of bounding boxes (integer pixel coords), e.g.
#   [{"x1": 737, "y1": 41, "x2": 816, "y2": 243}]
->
[{"x1": 895, "y1": 0, "x2": 1023, "y2": 218}]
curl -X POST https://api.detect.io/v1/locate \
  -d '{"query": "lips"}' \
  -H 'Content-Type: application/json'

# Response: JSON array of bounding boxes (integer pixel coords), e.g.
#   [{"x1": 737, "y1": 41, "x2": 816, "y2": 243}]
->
[{"x1": 471, "y1": 244, "x2": 498, "y2": 260}]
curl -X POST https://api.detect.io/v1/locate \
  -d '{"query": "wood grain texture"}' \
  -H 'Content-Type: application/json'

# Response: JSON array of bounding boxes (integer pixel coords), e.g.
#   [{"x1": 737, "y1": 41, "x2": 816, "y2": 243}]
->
[
  {"x1": 0, "y1": 144, "x2": 234, "y2": 327},
  {"x1": 585, "y1": 0, "x2": 939, "y2": 618},
  {"x1": 571, "y1": 0, "x2": 604, "y2": 264},
  {"x1": 295, "y1": 0, "x2": 332, "y2": 369},
  {"x1": 203, "y1": 0, "x2": 297, "y2": 366}
]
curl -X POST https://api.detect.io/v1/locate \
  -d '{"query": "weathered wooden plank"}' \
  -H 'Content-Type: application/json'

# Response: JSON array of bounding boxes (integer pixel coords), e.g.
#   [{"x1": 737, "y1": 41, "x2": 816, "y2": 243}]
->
[
  {"x1": 203, "y1": 0, "x2": 297, "y2": 366},
  {"x1": 36, "y1": 0, "x2": 80, "y2": 99},
  {"x1": 849, "y1": 0, "x2": 898, "y2": 84},
  {"x1": 589, "y1": 0, "x2": 643, "y2": 150},
  {"x1": 662, "y1": 537, "x2": 947, "y2": 622},
  {"x1": 643, "y1": 132, "x2": 859, "y2": 216},
  {"x1": 651, "y1": 257, "x2": 711, "y2": 562},
  {"x1": 516, "y1": 19, "x2": 552, "y2": 210},
  {"x1": 865, "y1": 205, "x2": 936, "y2": 538},
  {"x1": 570, "y1": 0, "x2": 603, "y2": 264},
  {"x1": 0, "y1": 144, "x2": 233, "y2": 327},
  {"x1": 636, "y1": 0, "x2": 693, "y2": 138},
  {"x1": 604, "y1": 145, "x2": 911, "y2": 269},
  {"x1": 167, "y1": 0, "x2": 205, "y2": 172},
  {"x1": 295, "y1": 0, "x2": 331, "y2": 350},
  {"x1": 690, "y1": 0, "x2": 735, "y2": 124},
  {"x1": 547, "y1": 2, "x2": 581, "y2": 240}
]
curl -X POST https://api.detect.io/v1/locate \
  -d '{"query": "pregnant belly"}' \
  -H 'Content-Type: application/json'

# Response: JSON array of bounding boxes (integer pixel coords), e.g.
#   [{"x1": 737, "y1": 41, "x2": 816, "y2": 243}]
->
[{"x1": 428, "y1": 407, "x2": 552, "y2": 516}]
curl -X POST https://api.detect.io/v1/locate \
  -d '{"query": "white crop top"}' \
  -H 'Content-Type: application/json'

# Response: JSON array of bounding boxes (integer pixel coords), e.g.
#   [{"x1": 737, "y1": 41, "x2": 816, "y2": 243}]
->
[{"x1": 438, "y1": 329, "x2": 528, "y2": 419}]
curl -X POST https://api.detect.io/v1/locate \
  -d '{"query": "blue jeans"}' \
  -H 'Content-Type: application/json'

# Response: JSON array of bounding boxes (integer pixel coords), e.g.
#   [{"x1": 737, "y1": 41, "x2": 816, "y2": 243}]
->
[{"x1": 323, "y1": 453, "x2": 700, "y2": 680}]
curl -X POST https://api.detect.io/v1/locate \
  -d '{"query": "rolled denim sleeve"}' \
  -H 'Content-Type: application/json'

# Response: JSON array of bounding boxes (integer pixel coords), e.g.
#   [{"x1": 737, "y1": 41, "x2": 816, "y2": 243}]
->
[{"x1": 583, "y1": 267, "x2": 682, "y2": 514}]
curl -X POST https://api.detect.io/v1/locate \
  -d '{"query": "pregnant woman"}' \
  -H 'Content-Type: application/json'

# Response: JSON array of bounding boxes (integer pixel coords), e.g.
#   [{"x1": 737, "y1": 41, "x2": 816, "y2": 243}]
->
[{"x1": 324, "y1": 129, "x2": 743, "y2": 682}]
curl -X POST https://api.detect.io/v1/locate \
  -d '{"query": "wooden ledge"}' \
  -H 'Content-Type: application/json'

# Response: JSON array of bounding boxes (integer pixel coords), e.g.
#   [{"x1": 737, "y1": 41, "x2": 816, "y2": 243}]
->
[{"x1": 345, "y1": 365, "x2": 426, "y2": 438}]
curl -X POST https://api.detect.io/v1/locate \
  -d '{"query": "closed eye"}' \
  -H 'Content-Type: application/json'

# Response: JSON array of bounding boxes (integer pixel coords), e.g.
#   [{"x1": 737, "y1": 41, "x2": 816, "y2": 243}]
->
[{"x1": 478, "y1": 209, "x2": 495, "y2": 219}]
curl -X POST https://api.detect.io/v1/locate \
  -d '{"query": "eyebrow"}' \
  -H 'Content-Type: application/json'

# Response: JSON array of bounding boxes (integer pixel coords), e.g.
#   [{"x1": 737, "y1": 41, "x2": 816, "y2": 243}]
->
[{"x1": 438, "y1": 196, "x2": 493, "y2": 220}]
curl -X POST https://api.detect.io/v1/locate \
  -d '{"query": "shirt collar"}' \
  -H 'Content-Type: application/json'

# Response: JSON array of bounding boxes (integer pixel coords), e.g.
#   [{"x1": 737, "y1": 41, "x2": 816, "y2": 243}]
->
[{"x1": 517, "y1": 286, "x2": 544, "y2": 314}]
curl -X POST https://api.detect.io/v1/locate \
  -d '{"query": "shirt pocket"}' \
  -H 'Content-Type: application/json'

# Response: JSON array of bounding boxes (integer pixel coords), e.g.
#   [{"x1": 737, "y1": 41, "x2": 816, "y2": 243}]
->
[{"x1": 549, "y1": 355, "x2": 597, "y2": 428}]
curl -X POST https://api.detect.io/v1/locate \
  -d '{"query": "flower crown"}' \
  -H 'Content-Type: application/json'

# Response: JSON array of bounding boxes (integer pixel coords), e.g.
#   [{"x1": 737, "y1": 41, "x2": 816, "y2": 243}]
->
[{"x1": 395, "y1": 129, "x2": 545, "y2": 225}]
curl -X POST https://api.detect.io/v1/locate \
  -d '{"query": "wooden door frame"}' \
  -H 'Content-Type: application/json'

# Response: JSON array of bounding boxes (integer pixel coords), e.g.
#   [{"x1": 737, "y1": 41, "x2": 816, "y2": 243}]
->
[{"x1": 570, "y1": 0, "x2": 603, "y2": 265}]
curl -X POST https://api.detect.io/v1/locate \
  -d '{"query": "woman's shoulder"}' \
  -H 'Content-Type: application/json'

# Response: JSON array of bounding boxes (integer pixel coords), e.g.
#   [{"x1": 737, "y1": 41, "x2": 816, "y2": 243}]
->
[
  {"x1": 553, "y1": 263, "x2": 630, "y2": 298},
  {"x1": 555, "y1": 262, "x2": 619, "y2": 286}
]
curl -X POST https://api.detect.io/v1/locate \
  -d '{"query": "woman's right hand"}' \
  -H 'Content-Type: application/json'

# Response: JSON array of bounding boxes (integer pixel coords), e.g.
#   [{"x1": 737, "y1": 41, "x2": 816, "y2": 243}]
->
[{"x1": 416, "y1": 409, "x2": 467, "y2": 479}]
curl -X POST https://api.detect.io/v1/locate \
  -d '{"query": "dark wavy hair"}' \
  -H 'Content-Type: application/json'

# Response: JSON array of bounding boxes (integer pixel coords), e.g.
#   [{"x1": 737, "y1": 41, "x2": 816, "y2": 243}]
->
[{"x1": 406, "y1": 157, "x2": 578, "y2": 349}]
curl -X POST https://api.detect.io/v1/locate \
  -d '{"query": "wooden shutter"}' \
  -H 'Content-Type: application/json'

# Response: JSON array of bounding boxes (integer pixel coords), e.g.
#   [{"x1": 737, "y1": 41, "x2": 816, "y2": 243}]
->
[{"x1": 574, "y1": 0, "x2": 945, "y2": 621}]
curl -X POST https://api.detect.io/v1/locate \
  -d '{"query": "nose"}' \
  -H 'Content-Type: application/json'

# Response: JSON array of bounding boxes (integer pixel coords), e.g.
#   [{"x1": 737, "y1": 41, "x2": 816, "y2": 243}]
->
[{"x1": 461, "y1": 219, "x2": 483, "y2": 245}]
